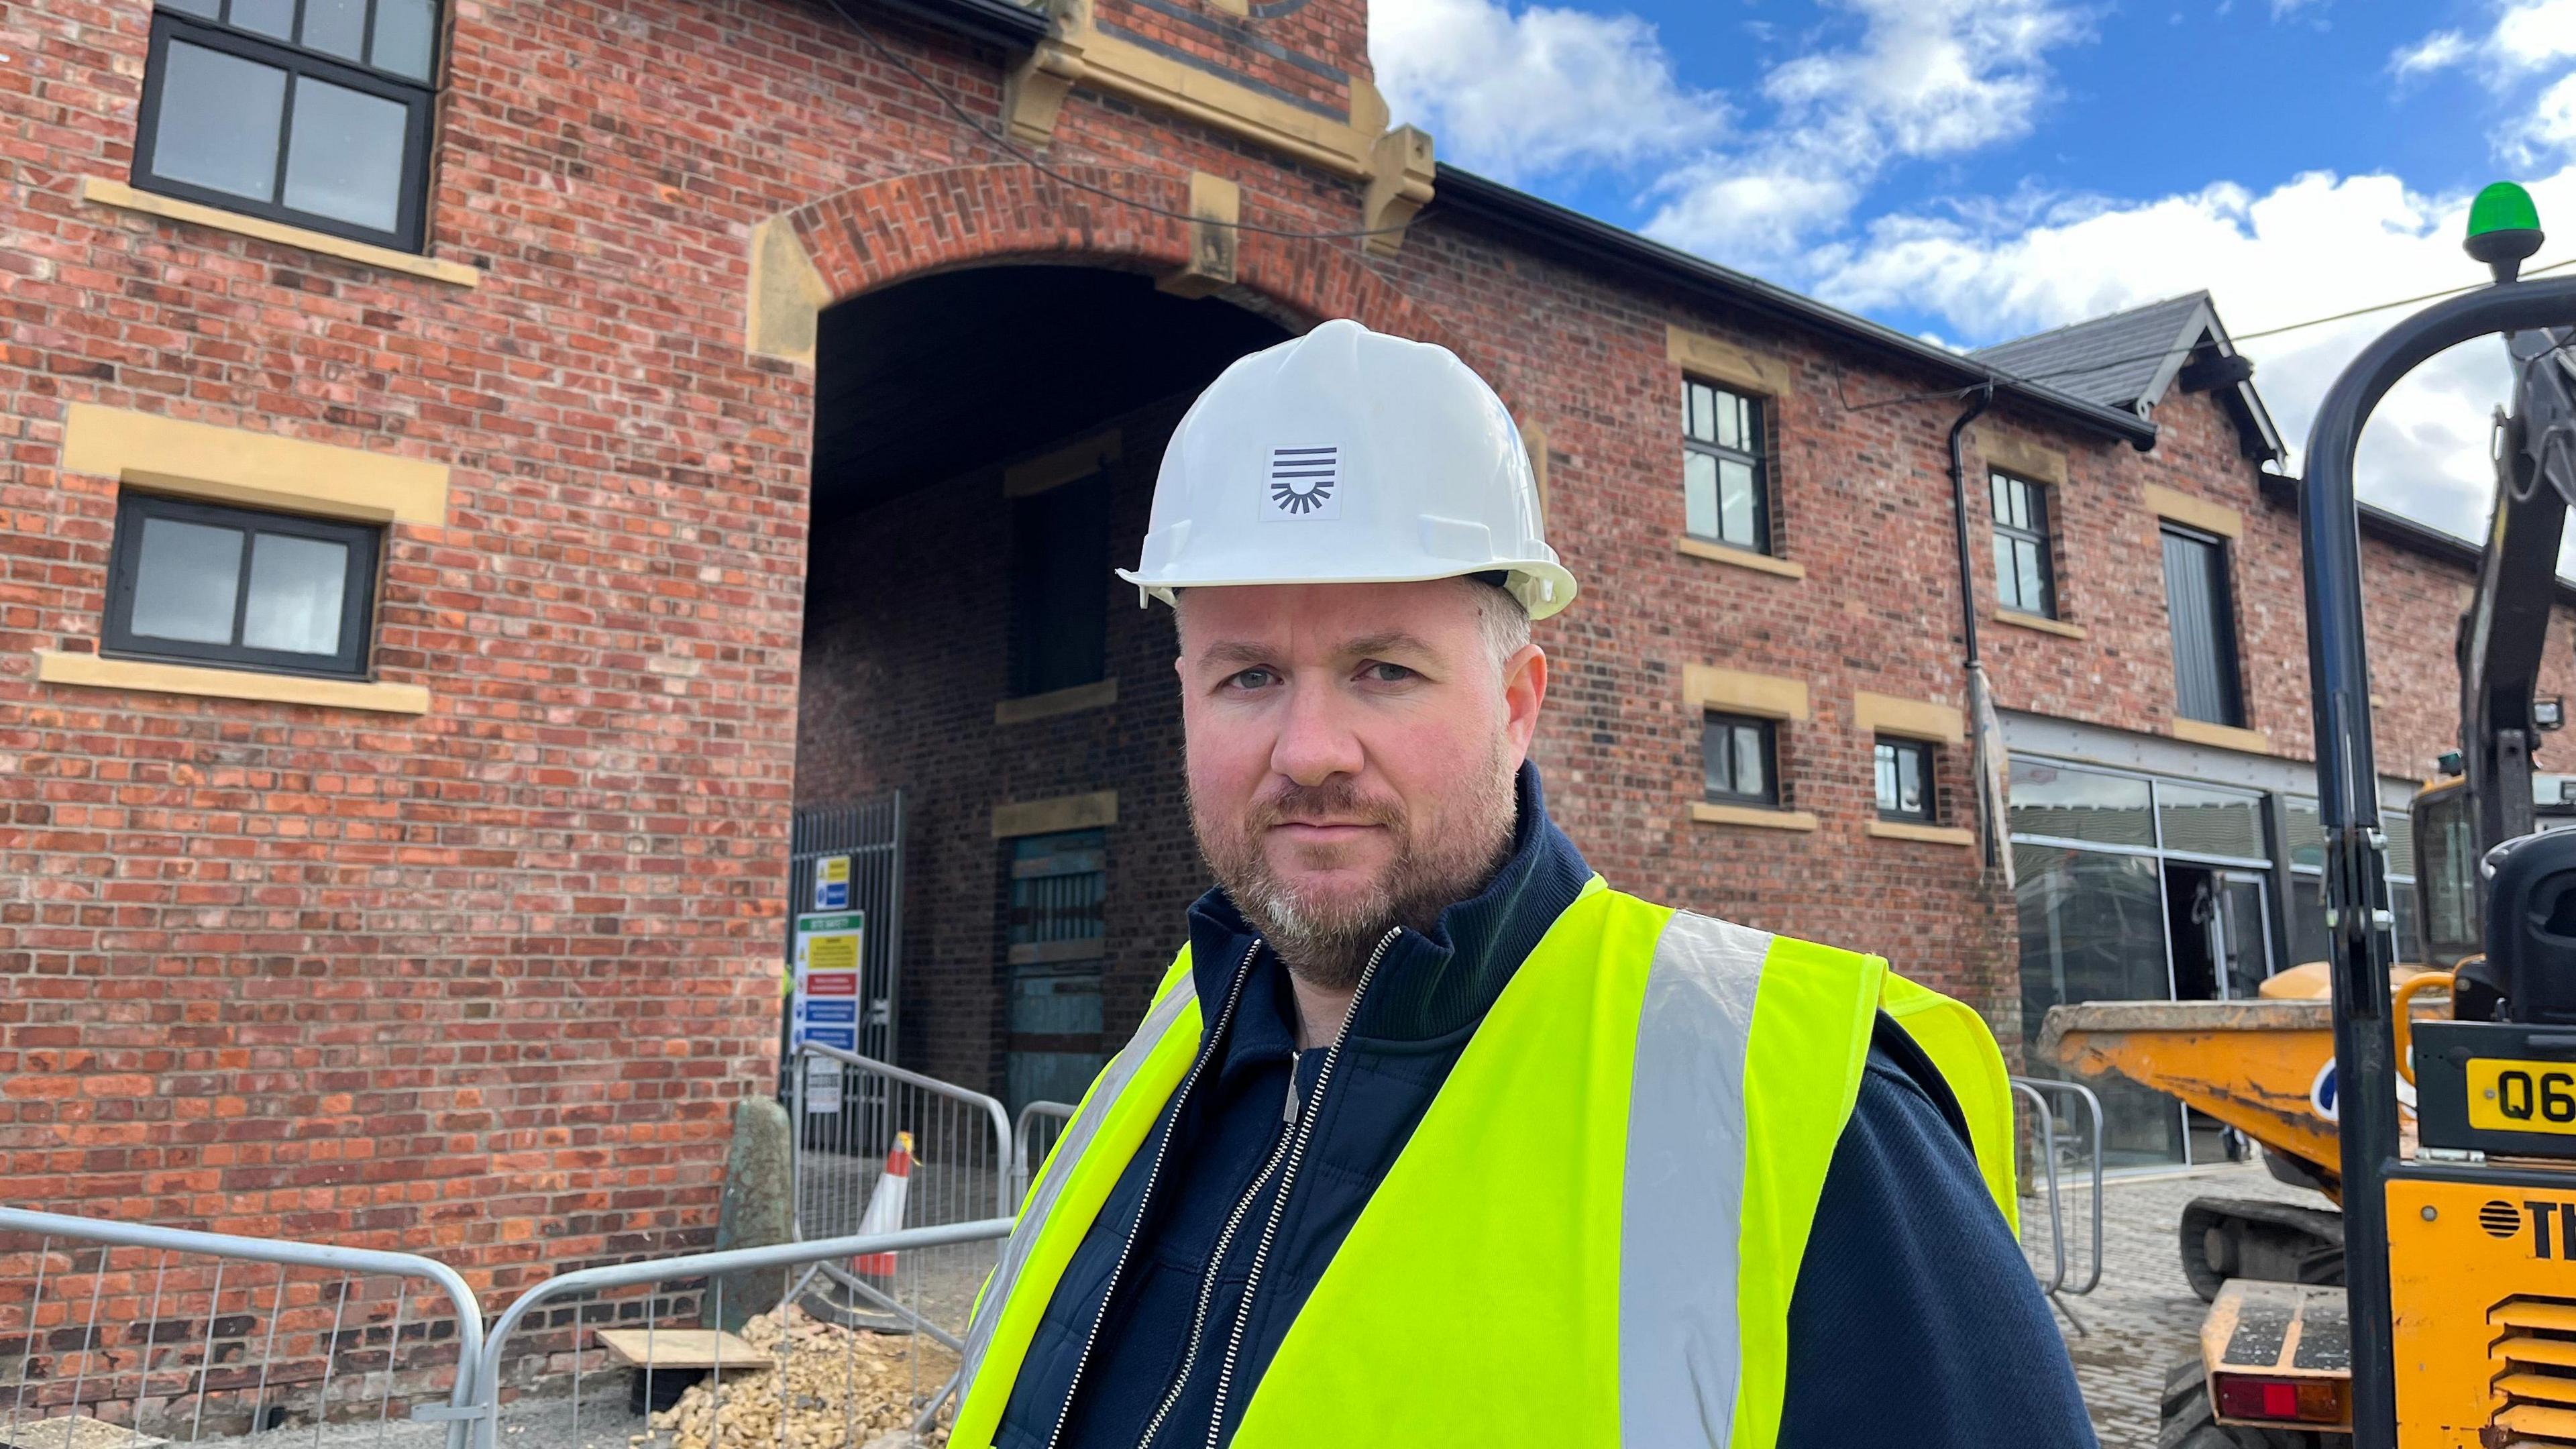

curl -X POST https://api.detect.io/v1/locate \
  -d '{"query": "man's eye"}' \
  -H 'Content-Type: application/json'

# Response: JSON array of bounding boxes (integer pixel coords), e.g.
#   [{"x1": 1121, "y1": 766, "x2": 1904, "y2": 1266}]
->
[
  {"x1": 1361, "y1": 662, "x2": 1417, "y2": 684},
  {"x1": 1228, "y1": 667, "x2": 1277, "y2": 690}
]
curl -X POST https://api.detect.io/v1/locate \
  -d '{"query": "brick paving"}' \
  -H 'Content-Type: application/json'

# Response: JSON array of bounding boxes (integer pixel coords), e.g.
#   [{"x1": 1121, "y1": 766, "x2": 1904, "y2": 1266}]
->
[{"x1": 2022, "y1": 1159, "x2": 2332, "y2": 1448}]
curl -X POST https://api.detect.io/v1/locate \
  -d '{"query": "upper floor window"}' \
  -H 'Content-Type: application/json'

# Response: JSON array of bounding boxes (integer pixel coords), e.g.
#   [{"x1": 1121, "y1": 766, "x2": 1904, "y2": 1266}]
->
[
  {"x1": 1874, "y1": 737, "x2": 1935, "y2": 822},
  {"x1": 137, "y1": 1, "x2": 440, "y2": 252},
  {"x1": 1702, "y1": 711, "x2": 1778, "y2": 808},
  {"x1": 105, "y1": 493, "x2": 382, "y2": 678},
  {"x1": 1009, "y1": 472, "x2": 1110, "y2": 698},
  {"x1": 1990, "y1": 471, "x2": 2057, "y2": 618},
  {"x1": 2162, "y1": 524, "x2": 2247, "y2": 727},
  {"x1": 1682, "y1": 380, "x2": 1770, "y2": 554}
]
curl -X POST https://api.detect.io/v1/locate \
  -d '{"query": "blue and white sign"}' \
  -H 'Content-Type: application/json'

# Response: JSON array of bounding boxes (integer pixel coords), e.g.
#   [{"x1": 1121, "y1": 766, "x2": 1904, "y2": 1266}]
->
[{"x1": 812, "y1": 855, "x2": 851, "y2": 911}]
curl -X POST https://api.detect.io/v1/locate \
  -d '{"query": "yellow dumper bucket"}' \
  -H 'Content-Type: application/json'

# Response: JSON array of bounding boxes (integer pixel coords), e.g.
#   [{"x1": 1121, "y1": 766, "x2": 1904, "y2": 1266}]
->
[{"x1": 2037, "y1": 969, "x2": 2444, "y2": 1199}]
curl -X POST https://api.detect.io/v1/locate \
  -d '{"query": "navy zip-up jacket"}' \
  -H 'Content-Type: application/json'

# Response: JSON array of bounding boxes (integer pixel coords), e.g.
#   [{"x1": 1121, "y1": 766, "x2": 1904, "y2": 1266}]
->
[{"x1": 994, "y1": 764, "x2": 2094, "y2": 1448}]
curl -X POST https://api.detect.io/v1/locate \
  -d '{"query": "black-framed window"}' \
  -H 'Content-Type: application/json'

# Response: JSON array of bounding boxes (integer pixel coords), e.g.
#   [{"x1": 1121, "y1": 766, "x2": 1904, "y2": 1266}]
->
[
  {"x1": 1682, "y1": 379, "x2": 1770, "y2": 553},
  {"x1": 1009, "y1": 473, "x2": 1110, "y2": 698},
  {"x1": 135, "y1": 2, "x2": 441, "y2": 253},
  {"x1": 1875, "y1": 737, "x2": 1936, "y2": 822},
  {"x1": 1702, "y1": 712, "x2": 1778, "y2": 808},
  {"x1": 2162, "y1": 524, "x2": 2247, "y2": 727},
  {"x1": 105, "y1": 494, "x2": 382, "y2": 678},
  {"x1": 1990, "y1": 470, "x2": 2057, "y2": 618}
]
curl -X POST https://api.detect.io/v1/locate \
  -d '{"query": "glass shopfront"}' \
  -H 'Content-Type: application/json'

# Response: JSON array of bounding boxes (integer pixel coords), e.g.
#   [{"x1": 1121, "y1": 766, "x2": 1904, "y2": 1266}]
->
[{"x1": 2009, "y1": 756, "x2": 2341, "y2": 1169}]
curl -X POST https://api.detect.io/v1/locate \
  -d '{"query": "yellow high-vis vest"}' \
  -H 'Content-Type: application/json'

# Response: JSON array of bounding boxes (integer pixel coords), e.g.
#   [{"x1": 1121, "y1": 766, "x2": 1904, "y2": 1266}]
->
[{"x1": 952, "y1": 880, "x2": 2017, "y2": 1449}]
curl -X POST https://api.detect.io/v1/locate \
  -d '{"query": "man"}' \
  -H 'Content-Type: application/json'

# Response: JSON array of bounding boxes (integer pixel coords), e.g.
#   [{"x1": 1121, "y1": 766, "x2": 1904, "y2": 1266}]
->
[{"x1": 950, "y1": 320, "x2": 2095, "y2": 1448}]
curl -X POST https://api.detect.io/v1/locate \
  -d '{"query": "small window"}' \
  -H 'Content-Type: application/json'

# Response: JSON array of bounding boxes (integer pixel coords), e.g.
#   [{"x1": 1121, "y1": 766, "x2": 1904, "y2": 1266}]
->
[
  {"x1": 2161, "y1": 524, "x2": 2247, "y2": 727},
  {"x1": 1874, "y1": 737, "x2": 1935, "y2": 822},
  {"x1": 1682, "y1": 380, "x2": 1770, "y2": 553},
  {"x1": 104, "y1": 494, "x2": 382, "y2": 678},
  {"x1": 134, "y1": 2, "x2": 441, "y2": 252},
  {"x1": 1989, "y1": 472, "x2": 2057, "y2": 618},
  {"x1": 1009, "y1": 472, "x2": 1110, "y2": 698},
  {"x1": 1702, "y1": 712, "x2": 1778, "y2": 807}
]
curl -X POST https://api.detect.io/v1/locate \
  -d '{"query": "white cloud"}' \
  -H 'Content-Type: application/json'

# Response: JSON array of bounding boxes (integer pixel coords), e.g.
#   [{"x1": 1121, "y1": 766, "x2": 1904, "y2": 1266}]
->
[
  {"x1": 1367, "y1": 0, "x2": 1726, "y2": 182},
  {"x1": 1812, "y1": 166, "x2": 2576, "y2": 547},
  {"x1": 2391, "y1": 0, "x2": 2576, "y2": 78},
  {"x1": 1642, "y1": 0, "x2": 2092, "y2": 262},
  {"x1": 2533, "y1": 73, "x2": 2576, "y2": 152},
  {"x1": 2493, "y1": 0, "x2": 2576, "y2": 69},
  {"x1": 1371, "y1": 0, "x2": 2092, "y2": 261},
  {"x1": 2392, "y1": 30, "x2": 2473, "y2": 77},
  {"x1": 1761, "y1": 0, "x2": 2086, "y2": 158},
  {"x1": 1640, "y1": 164, "x2": 1862, "y2": 260}
]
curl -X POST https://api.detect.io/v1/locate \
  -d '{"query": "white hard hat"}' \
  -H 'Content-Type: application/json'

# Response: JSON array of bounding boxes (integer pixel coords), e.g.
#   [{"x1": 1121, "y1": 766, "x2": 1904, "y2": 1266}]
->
[{"x1": 1118, "y1": 318, "x2": 1578, "y2": 621}]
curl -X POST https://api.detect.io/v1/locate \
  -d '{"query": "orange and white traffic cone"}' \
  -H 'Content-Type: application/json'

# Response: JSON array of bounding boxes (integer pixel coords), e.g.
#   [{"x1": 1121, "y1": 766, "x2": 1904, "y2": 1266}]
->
[{"x1": 851, "y1": 1130, "x2": 913, "y2": 1292}]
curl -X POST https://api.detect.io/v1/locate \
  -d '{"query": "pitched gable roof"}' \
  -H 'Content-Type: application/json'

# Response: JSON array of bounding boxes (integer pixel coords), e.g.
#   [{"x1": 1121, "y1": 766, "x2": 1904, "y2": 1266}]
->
[{"x1": 1970, "y1": 292, "x2": 2286, "y2": 461}]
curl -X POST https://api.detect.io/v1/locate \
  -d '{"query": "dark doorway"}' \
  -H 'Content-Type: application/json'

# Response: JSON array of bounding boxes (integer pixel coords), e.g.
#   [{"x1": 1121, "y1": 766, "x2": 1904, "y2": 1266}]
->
[
  {"x1": 793, "y1": 264, "x2": 1293, "y2": 1109},
  {"x1": 808, "y1": 265, "x2": 1293, "y2": 520},
  {"x1": 2165, "y1": 863, "x2": 2274, "y2": 1163}
]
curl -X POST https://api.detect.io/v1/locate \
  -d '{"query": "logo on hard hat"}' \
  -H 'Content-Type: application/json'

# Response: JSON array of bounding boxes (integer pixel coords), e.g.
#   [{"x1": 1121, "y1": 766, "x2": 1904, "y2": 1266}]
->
[{"x1": 1268, "y1": 446, "x2": 1340, "y2": 519}]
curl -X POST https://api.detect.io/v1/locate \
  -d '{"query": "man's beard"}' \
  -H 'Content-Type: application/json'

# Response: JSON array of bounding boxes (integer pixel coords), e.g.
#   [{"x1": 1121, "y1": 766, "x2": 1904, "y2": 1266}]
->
[{"x1": 1189, "y1": 745, "x2": 1519, "y2": 991}]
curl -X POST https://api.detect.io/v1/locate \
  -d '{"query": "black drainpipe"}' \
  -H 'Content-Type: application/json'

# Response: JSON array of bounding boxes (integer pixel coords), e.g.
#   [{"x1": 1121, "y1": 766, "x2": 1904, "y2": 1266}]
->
[{"x1": 1947, "y1": 382, "x2": 1997, "y2": 869}]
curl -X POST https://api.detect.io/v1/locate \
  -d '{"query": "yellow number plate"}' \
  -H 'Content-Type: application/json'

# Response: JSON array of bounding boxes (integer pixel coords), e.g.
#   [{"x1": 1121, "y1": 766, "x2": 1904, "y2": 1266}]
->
[{"x1": 2468, "y1": 1057, "x2": 2576, "y2": 1134}]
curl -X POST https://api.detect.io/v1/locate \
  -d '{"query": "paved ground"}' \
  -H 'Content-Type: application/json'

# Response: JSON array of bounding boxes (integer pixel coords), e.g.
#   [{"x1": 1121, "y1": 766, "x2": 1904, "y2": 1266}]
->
[{"x1": 2023, "y1": 1159, "x2": 2330, "y2": 1449}]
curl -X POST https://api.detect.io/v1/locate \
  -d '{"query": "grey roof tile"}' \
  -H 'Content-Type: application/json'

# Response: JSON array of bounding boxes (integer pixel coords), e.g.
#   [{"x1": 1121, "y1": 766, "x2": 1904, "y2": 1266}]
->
[{"x1": 1969, "y1": 293, "x2": 2214, "y2": 411}]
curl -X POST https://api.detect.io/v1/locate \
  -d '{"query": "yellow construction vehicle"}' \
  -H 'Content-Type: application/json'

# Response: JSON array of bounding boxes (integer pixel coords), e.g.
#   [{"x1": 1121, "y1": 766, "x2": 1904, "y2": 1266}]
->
[{"x1": 2042, "y1": 183, "x2": 2576, "y2": 1448}]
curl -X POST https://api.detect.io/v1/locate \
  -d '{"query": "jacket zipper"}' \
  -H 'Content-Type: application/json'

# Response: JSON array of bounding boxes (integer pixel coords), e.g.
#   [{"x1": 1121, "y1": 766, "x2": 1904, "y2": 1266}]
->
[
  {"x1": 1200, "y1": 926, "x2": 1403, "y2": 1449},
  {"x1": 1132, "y1": 1071, "x2": 1302, "y2": 1448},
  {"x1": 1040, "y1": 940, "x2": 1264, "y2": 1449}
]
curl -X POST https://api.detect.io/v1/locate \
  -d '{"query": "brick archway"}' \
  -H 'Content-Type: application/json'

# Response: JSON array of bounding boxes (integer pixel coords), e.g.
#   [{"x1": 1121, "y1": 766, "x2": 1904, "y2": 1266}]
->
[{"x1": 784, "y1": 162, "x2": 1454, "y2": 350}]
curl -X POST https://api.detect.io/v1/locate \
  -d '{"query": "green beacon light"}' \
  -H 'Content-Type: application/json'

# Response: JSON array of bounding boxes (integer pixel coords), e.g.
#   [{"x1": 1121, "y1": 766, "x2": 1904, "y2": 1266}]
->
[{"x1": 2465, "y1": 180, "x2": 2544, "y2": 283}]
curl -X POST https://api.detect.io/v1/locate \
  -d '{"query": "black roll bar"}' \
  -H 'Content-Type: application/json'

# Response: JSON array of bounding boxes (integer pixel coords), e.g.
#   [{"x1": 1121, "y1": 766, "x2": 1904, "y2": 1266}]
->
[{"x1": 2298, "y1": 272, "x2": 2576, "y2": 1448}]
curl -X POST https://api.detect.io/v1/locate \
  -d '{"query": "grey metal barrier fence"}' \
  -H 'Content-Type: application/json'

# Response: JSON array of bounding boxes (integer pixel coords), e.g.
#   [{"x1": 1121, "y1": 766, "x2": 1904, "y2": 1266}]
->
[
  {"x1": 2011, "y1": 1076, "x2": 2107, "y2": 1321},
  {"x1": 1008, "y1": 1102, "x2": 1076, "y2": 1209},
  {"x1": 0, "y1": 1208, "x2": 486, "y2": 1449},
  {"x1": 786, "y1": 1045, "x2": 1012, "y2": 1354},
  {"x1": 468, "y1": 1220, "x2": 1012, "y2": 1449}
]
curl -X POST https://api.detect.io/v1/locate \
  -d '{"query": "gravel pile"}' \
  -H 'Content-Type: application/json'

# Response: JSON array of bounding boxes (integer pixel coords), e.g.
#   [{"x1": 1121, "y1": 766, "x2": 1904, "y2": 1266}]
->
[{"x1": 643, "y1": 1307, "x2": 955, "y2": 1449}]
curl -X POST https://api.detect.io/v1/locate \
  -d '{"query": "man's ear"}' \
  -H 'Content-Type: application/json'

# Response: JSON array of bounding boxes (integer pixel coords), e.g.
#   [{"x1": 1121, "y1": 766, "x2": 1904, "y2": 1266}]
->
[{"x1": 1501, "y1": 643, "x2": 1546, "y2": 765}]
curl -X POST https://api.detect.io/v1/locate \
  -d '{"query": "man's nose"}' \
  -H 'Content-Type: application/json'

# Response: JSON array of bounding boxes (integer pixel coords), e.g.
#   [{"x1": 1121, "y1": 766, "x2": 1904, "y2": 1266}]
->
[{"x1": 1269, "y1": 673, "x2": 1364, "y2": 787}]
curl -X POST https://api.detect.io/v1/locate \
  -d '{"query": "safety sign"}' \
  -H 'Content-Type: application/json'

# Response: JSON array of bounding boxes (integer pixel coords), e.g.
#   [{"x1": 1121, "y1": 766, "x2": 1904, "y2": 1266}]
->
[
  {"x1": 791, "y1": 910, "x2": 865, "y2": 1110},
  {"x1": 813, "y1": 855, "x2": 851, "y2": 910}
]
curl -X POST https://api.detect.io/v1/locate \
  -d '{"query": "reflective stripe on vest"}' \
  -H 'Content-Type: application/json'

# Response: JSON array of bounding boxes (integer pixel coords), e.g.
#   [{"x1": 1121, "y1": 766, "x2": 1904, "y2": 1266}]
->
[
  {"x1": 957, "y1": 961, "x2": 1201, "y2": 1399},
  {"x1": 953, "y1": 888, "x2": 2012, "y2": 1449}
]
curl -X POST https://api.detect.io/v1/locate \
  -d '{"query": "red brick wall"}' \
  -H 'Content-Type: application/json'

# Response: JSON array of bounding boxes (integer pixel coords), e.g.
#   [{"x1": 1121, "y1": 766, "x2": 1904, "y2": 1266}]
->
[
  {"x1": 0, "y1": 0, "x2": 1060, "y2": 1283},
  {"x1": 1964, "y1": 384, "x2": 2576, "y2": 784}
]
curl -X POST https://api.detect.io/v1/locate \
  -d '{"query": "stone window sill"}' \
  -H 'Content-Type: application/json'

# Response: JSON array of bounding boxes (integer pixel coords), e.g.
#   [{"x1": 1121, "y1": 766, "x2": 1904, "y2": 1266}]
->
[
  {"x1": 1676, "y1": 536, "x2": 1807, "y2": 578},
  {"x1": 2171, "y1": 718, "x2": 2273, "y2": 755},
  {"x1": 35, "y1": 650, "x2": 429, "y2": 714},
  {"x1": 1992, "y1": 608, "x2": 2086, "y2": 640},
  {"x1": 80, "y1": 177, "x2": 480, "y2": 288},
  {"x1": 1868, "y1": 820, "x2": 1975, "y2": 847},
  {"x1": 1689, "y1": 801, "x2": 1819, "y2": 831},
  {"x1": 995, "y1": 677, "x2": 1118, "y2": 724}
]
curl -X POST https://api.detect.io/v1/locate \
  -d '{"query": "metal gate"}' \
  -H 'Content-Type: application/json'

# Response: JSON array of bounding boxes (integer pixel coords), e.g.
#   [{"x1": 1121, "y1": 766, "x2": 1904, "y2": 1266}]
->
[{"x1": 784, "y1": 794, "x2": 906, "y2": 1075}]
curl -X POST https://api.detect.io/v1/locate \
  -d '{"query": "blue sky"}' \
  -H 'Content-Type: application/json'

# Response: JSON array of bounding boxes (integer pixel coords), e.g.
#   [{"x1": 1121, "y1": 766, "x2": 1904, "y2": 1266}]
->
[{"x1": 1370, "y1": 0, "x2": 2576, "y2": 543}]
